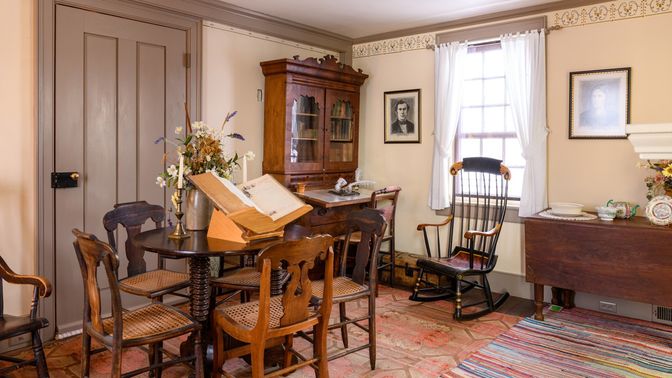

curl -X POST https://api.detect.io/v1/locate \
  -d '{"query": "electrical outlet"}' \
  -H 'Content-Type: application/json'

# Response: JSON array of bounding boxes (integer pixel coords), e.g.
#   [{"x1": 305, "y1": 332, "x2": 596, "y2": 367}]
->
[{"x1": 599, "y1": 301, "x2": 617, "y2": 313}]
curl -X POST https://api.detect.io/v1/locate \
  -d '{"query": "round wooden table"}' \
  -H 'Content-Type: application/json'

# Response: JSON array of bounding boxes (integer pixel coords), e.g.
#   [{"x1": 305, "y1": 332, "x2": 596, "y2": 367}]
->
[{"x1": 132, "y1": 227, "x2": 280, "y2": 374}]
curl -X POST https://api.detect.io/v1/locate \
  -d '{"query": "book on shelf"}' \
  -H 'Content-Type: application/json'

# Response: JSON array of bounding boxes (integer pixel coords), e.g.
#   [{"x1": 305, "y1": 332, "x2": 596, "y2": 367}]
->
[{"x1": 188, "y1": 173, "x2": 312, "y2": 243}]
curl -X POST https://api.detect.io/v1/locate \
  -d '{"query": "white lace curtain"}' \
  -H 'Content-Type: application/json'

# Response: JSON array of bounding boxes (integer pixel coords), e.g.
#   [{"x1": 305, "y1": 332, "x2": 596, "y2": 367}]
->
[
  {"x1": 501, "y1": 30, "x2": 548, "y2": 217},
  {"x1": 428, "y1": 41, "x2": 468, "y2": 210}
]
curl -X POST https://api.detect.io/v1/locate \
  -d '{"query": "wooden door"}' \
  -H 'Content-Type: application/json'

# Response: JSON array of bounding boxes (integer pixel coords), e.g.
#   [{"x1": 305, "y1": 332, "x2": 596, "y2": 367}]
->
[
  {"x1": 285, "y1": 84, "x2": 325, "y2": 174},
  {"x1": 324, "y1": 89, "x2": 359, "y2": 173},
  {"x1": 54, "y1": 5, "x2": 187, "y2": 333}
]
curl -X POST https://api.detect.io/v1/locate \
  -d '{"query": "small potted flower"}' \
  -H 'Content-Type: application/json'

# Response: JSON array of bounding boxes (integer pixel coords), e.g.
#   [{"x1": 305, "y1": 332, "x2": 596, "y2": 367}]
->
[{"x1": 641, "y1": 160, "x2": 672, "y2": 200}]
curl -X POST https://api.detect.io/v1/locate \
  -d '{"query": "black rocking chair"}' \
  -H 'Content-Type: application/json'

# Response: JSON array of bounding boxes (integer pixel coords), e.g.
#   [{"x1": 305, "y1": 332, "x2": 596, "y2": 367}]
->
[{"x1": 409, "y1": 157, "x2": 511, "y2": 320}]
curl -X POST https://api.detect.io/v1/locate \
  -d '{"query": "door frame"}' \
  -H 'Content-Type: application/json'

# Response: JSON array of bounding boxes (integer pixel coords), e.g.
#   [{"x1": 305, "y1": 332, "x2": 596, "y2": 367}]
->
[{"x1": 38, "y1": 0, "x2": 201, "y2": 340}]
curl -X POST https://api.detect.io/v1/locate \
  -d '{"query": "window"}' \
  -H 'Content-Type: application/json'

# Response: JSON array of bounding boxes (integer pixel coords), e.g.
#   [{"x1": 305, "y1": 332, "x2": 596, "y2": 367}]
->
[{"x1": 455, "y1": 42, "x2": 524, "y2": 199}]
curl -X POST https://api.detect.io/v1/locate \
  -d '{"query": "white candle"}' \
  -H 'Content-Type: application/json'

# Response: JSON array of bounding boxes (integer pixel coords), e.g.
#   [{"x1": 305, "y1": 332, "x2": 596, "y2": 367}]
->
[
  {"x1": 242, "y1": 155, "x2": 248, "y2": 184},
  {"x1": 177, "y1": 154, "x2": 184, "y2": 189}
]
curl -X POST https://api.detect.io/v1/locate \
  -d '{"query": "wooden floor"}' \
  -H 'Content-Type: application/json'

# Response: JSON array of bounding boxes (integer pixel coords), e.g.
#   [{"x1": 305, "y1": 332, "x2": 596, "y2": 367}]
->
[{"x1": 1, "y1": 286, "x2": 535, "y2": 377}]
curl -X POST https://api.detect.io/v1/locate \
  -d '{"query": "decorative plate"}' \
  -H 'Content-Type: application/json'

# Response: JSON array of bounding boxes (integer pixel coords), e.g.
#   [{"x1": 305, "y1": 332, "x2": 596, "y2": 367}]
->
[{"x1": 645, "y1": 195, "x2": 672, "y2": 226}]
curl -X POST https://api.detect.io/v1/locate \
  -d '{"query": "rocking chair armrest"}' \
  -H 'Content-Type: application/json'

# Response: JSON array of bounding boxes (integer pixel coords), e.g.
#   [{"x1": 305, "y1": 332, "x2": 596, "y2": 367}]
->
[
  {"x1": 417, "y1": 215, "x2": 454, "y2": 231},
  {"x1": 464, "y1": 224, "x2": 502, "y2": 240},
  {"x1": 0, "y1": 257, "x2": 52, "y2": 298}
]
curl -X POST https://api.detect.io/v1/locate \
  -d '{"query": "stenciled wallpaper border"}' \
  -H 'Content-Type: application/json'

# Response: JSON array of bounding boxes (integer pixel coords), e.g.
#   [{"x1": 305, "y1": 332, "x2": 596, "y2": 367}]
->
[
  {"x1": 551, "y1": 0, "x2": 672, "y2": 28},
  {"x1": 353, "y1": 0, "x2": 672, "y2": 58},
  {"x1": 352, "y1": 33, "x2": 435, "y2": 58}
]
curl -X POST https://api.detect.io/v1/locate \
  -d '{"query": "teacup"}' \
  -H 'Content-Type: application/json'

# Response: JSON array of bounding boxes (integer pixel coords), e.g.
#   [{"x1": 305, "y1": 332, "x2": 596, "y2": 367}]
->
[
  {"x1": 606, "y1": 200, "x2": 639, "y2": 219},
  {"x1": 596, "y1": 206, "x2": 617, "y2": 221}
]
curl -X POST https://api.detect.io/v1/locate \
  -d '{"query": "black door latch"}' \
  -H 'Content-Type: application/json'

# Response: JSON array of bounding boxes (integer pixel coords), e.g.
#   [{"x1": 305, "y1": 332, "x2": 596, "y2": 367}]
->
[{"x1": 51, "y1": 172, "x2": 80, "y2": 188}]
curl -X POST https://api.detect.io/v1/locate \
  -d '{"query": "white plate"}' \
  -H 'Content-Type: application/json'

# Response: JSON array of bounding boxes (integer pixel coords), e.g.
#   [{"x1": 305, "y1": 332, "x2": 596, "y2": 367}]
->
[
  {"x1": 550, "y1": 211, "x2": 582, "y2": 217},
  {"x1": 646, "y1": 195, "x2": 672, "y2": 226}
]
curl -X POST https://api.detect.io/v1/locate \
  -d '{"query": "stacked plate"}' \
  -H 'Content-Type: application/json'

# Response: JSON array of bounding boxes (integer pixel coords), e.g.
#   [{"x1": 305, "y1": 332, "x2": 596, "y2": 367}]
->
[{"x1": 549, "y1": 202, "x2": 584, "y2": 217}]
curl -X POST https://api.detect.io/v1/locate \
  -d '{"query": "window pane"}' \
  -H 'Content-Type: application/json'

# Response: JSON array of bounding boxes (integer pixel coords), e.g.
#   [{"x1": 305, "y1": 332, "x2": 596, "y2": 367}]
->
[
  {"x1": 484, "y1": 78, "x2": 505, "y2": 105},
  {"x1": 464, "y1": 52, "x2": 483, "y2": 79},
  {"x1": 482, "y1": 138, "x2": 503, "y2": 160},
  {"x1": 508, "y1": 167, "x2": 524, "y2": 198},
  {"x1": 483, "y1": 106, "x2": 505, "y2": 132},
  {"x1": 505, "y1": 106, "x2": 515, "y2": 132},
  {"x1": 459, "y1": 138, "x2": 480, "y2": 158},
  {"x1": 505, "y1": 138, "x2": 525, "y2": 167},
  {"x1": 462, "y1": 80, "x2": 483, "y2": 106},
  {"x1": 483, "y1": 48, "x2": 504, "y2": 77},
  {"x1": 460, "y1": 108, "x2": 482, "y2": 133}
]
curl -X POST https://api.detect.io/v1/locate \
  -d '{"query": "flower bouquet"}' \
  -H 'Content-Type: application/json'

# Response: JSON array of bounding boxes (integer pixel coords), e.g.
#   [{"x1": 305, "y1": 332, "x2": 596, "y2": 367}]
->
[
  {"x1": 156, "y1": 111, "x2": 253, "y2": 189},
  {"x1": 641, "y1": 160, "x2": 672, "y2": 200}
]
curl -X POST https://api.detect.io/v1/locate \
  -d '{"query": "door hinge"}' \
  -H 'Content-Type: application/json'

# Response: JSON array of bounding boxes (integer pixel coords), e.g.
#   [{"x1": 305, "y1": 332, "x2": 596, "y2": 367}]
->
[{"x1": 183, "y1": 53, "x2": 191, "y2": 68}]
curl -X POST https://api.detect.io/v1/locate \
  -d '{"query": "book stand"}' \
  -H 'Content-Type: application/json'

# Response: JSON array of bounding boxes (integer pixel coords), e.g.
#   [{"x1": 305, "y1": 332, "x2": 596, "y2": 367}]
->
[{"x1": 188, "y1": 173, "x2": 312, "y2": 244}]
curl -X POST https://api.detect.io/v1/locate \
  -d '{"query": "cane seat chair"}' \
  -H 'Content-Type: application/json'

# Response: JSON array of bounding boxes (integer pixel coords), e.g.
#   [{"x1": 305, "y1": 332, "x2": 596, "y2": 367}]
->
[
  {"x1": 311, "y1": 208, "x2": 387, "y2": 369},
  {"x1": 212, "y1": 235, "x2": 334, "y2": 378},
  {"x1": 409, "y1": 157, "x2": 511, "y2": 320},
  {"x1": 0, "y1": 255, "x2": 51, "y2": 377},
  {"x1": 103, "y1": 201, "x2": 190, "y2": 302},
  {"x1": 210, "y1": 224, "x2": 311, "y2": 303},
  {"x1": 72, "y1": 229, "x2": 203, "y2": 378}
]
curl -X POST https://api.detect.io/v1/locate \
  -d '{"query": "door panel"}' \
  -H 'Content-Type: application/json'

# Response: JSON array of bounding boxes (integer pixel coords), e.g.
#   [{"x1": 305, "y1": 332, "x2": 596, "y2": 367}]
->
[{"x1": 55, "y1": 5, "x2": 188, "y2": 333}]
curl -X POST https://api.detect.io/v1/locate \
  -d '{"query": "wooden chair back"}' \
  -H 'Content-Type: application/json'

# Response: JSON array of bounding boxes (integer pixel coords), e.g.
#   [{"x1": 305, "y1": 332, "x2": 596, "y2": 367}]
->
[
  {"x1": 72, "y1": 229, "x2": 122, "y2": 336},
  {"x1": 339, "y1": 208, "x2": 387, "y2": 285},
  {"x1": 426, "y1": 157, "x2": 511, "y2": 270},
  {"x1": 256, "y1": 235, "x2": 334, "y2": 329},
  {"x1": 103, "y1": 201, "x2": 164, "y2": 277},
  {"x1": 369, "y1": 186, "x2": 401, "y2": 238}
]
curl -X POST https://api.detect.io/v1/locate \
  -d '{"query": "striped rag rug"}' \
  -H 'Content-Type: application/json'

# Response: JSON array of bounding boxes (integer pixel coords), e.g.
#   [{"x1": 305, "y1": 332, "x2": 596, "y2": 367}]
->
[{"x1": 448, "y1": 307, "x2": 672, "y2": 377}]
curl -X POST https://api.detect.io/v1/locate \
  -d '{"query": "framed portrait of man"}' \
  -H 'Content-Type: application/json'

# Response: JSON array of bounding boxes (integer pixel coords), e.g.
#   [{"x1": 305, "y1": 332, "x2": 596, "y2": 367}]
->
[
  {"x1": 384, "y1": 89, "x2": 421, "y2": 143},
  {"x1": 569, "y1": 67, "x2": 631, "y2": 139}
]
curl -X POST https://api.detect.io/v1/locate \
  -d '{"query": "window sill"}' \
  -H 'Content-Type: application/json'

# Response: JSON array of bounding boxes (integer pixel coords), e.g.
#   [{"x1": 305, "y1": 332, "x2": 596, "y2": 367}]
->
[{"x1": 435, "y1": 201, "x2": 523, "y2": 224}]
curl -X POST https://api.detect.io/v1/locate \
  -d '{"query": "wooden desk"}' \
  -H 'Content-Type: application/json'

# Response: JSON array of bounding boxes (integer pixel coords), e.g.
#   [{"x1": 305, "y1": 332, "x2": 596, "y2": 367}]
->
[
  {"x1": 295, "y1": 189, "x2": 373, "y2": 236},
  {"x1": 525, "y1": 214, "x2": 672, "y2": 320}
]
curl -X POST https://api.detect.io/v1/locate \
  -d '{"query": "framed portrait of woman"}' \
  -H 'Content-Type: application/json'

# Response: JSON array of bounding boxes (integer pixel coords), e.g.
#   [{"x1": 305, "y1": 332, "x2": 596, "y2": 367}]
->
[{"x1": 569, "y1": 67, "x2": 631, "y2": 139}]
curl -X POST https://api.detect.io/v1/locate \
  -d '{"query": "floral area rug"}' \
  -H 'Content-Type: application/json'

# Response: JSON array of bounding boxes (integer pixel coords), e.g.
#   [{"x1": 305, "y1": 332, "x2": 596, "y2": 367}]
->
[
  {"x1": 2, "y1": 286, "x2": 522, "y2": 377},
  {"x1": 447, "y1": 307, "x2": 672, "y2": 378}
]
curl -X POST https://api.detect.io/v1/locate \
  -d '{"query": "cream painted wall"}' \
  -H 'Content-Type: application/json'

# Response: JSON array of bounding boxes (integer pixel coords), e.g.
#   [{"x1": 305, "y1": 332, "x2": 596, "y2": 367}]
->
[
  {"x1": 353, "y1": 8, "x2": 672, "y2": 277},
  {"x1": 202, "y1": 22, "x2": 337, "y2": 183},
  {"x1": 0, "y1": 0, "x2": 36, "y2": 315},
  {"x1": 547, "y1": 13, "x2": 672, "y2": 208}
]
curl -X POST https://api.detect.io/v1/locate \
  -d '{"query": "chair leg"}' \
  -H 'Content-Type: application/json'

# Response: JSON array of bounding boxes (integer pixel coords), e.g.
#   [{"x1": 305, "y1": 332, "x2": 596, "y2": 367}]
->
[
  {"x1": 483, "y1": 275, "x2": 495, "y2": 310},
  {"x1": 194, "y1": 330, "x2": 204, "y2": 378},
  {"x1": 111, "y1": 347, "x2": 122, "y2": 378},
  {"x1": 32, "y1": 330, "x2": 49, "y2": 378},
  {"x1": 212, "y1": 328, "x2": 223, "y2": 378},
  {"x1": 409, "y1": 268, "x2": 424, "y2": 301},
  {"x1": 313, "y1": 321, "x2": 329, "y2": 378},
  {"x1": 454, "y1": 276, "x2": 463, "y2": 320},
  {"x1": 282, "y1": 334, "x2": 293, "y2": 370},
  {"x1": 368, "y1": 291, "x2": 376, "y2": 370},
  {"x1": 338, "y1": 302, "x2": 349, "y2": 348},
  {"x1": 250, "y1": 341, "x2": 266, "y2": 378},
  {"x1": 150, "y1": 342, "x2": 163, "y2": 378},
  {"x1": 389, "y1": 238, "x2": 395, "y2": 288},
  {"x1": 81, "y1": 332, "x2": 91, "y2": 377}
]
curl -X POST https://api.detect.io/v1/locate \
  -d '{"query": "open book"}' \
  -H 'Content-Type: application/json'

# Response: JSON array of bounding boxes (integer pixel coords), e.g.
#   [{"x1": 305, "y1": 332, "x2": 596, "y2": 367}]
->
[{"x1": 188, "y1": 172, "x2": 312, "y2": 236}]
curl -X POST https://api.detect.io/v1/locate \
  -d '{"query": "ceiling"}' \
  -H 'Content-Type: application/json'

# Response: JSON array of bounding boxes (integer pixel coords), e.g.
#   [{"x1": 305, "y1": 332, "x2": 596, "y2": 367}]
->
[{"x1": 218, "y1": 0, "x2": 564, "y2": 40}]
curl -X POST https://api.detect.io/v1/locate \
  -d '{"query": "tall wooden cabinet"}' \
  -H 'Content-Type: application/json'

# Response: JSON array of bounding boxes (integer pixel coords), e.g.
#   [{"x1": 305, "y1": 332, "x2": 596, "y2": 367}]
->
[{"x1": 260, "y1": 55, "x2": 368, "y2": 189}]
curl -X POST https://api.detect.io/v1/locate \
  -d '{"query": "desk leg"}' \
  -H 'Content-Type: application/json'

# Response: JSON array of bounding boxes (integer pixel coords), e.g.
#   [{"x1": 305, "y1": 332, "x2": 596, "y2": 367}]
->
[
  {"x1": 533, "y1": 283, "x2": 544, "y2": 321},
  {"x1": 181, "y1": 256, "x2": 211, "y2": 375}
]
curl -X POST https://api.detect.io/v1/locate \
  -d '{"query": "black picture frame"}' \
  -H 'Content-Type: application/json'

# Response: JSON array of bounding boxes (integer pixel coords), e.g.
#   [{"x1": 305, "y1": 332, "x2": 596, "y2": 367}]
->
[
  {"x1": 384, "y1": 89, "x2": 421, "y2": 144},
  {"x1": 569, "y1": 67, "x2": 631, "y2": 139}
]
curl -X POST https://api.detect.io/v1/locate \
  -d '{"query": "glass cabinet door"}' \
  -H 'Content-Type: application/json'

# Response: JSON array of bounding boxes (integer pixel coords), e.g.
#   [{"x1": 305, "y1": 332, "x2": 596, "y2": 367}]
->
[
  {"x1": 325, "y1": 90, "x2": 358, "y2": 171},
  {"x1": 287, "y1": 85, "x2": 323, "y2": 172}
]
